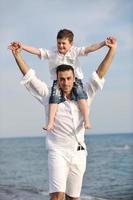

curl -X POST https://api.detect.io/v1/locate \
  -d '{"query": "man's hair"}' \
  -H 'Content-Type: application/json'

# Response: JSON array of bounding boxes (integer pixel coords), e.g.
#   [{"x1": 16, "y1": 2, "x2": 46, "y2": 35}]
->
[
  {"x1": 56, "y1": 64, "x2": 74, "y2": 77},
  {"x1": 57, "y1": 29, "x2": 74, "y2": 43}
]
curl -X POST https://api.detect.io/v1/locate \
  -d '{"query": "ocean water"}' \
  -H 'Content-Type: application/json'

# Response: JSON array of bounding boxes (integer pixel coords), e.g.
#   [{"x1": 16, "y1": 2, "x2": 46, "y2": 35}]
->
[{"x1": 0, "y1": 133, "x2": 133, "y2": 200}]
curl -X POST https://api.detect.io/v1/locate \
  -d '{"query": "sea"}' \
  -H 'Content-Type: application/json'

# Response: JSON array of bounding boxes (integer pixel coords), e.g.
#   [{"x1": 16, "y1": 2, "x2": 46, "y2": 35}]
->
[{"x1": 0, "y1": 133, "x2": 133, "y2": 200}]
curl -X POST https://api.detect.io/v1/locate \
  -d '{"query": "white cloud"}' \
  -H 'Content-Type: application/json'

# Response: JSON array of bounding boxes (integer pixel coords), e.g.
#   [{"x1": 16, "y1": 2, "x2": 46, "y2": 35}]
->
[{"x1": 0, "y1": 0, "x2": 133, "y2": 137}]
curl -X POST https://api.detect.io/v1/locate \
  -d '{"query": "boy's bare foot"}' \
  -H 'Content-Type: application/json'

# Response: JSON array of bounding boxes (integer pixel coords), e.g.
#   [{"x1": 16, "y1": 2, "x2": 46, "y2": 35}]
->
[
  {"x1": 43, "y1": 123, "x2": 54, "y2": 131},
  {"x1": 84, "y1": 122, "x2": 91, "y2": 129}
]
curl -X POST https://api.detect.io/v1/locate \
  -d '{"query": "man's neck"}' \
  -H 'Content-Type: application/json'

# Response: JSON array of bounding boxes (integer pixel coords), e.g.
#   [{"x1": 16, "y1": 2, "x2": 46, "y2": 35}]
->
[{"x1": 64, "y1": 93, "x2": 71, "y2": 100}]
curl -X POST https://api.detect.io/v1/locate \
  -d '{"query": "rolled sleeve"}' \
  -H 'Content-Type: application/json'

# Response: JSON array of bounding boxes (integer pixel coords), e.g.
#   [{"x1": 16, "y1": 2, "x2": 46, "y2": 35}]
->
[
  {"x1": 38, "y1": 48, "x2": 48, "y2": 60},
  {"x1": 91, "y1": 71, "x2": 105, "y2": 90},
  {"x1": 21, "y1": 69, "x2": 49, "y2": 104},
  {"x1": 20, "y1": 69, "x2": 35, "y2": 85}
]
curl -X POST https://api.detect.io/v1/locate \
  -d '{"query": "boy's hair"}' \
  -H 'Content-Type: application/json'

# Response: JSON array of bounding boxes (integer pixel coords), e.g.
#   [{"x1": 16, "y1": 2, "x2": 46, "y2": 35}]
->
[
  {"x1": 56, "y1": 64, "x2": 74, "y2": 77},
  {"x1": 57, "y1": 29, "x2": 74, "y2": 43}
]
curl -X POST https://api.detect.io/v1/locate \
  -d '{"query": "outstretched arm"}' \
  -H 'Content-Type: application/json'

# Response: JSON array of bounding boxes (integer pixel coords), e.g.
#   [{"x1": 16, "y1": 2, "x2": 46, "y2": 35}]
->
[
  {"x1": 21, "y1": 43, "x2": 40, "y2": 55},
  {"x1": 96, "y1": 37, "x2": 117, "y2": 79},
  {"x1": 9, "y1": 42, "x2": 49, "y2": 101},
  {"x1": 84, "y1": 40, "x2": 106, "y2": 54},
  {"x1": 10, "y1": 43, "x2": 30, "y2": 75},
  {"x1": 9, "y1": 41, "x2": 40, "y2": 56},
  {"x1": 85, "y1": 37, "x2": 117, "y2": 106}
]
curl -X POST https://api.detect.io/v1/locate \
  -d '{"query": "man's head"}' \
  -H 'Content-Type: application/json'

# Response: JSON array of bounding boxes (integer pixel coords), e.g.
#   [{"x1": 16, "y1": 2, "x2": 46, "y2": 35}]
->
[
  {"x1": 56, "y1": 64, "x2": 75, "y2": 97},
  {"x1": 57, "y1": 29, "x2": 74, "y2": 55}
]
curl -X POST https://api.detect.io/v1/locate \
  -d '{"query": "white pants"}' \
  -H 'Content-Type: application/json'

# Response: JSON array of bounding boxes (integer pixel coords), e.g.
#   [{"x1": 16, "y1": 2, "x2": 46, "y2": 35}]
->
[{"x1": 48, "y1": 149, "x2": 87, "y2": 197}]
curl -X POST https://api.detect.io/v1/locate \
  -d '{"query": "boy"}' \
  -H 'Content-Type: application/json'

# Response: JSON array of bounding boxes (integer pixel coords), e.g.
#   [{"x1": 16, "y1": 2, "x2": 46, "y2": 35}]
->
[{"x1": 10, "y1": 29, "x2": 107, "y2": 130}]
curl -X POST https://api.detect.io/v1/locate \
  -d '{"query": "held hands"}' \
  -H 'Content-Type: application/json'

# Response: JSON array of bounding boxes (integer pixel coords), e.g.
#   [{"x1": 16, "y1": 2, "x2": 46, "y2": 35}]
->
[
  {"x1": 8, "y1": 41, "x2": 22, "y2": 55},
  {"x1": 105, "y1": 37, "x2": 117, "y2": 49}
]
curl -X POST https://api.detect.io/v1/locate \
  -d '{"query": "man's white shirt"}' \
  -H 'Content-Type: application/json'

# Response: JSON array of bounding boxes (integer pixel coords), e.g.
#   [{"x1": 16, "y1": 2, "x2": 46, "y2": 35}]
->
[{"x1": 21, "y1": 69, "x2": 105, "y2": 152}]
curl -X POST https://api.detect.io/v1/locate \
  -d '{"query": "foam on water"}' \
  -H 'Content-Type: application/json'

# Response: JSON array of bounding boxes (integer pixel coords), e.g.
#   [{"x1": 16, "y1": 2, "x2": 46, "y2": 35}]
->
[
  {"x1": 0, "y1": 185, "x2": 110, "y2": 200},
  {"x1": 0, "y1": 185, "x2": 47, "y2": 200},
  {"x1": 123, "y1": 144, "x2": 130, "y2": 150},
  {"x1": 81, "y1": 195, "x2": 108, "y2": 200}
]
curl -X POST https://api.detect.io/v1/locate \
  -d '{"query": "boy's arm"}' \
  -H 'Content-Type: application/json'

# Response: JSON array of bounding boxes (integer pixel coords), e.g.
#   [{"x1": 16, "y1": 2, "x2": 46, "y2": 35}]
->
[
  {"x1": 21, "y1": 43, "x2": 41, "y2": 56},
  {"x1": 9, "y1": 41, "x2": 41, "y2": 56},
  {"x1": 84, "y1": 40, "x2": 106, "y2": 54}
]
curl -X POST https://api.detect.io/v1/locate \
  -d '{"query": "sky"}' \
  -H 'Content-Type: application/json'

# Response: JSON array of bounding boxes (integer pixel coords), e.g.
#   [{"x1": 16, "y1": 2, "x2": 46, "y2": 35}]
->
[{"x1": 0, "y1": 0, "x2": 133, "y2": 138}]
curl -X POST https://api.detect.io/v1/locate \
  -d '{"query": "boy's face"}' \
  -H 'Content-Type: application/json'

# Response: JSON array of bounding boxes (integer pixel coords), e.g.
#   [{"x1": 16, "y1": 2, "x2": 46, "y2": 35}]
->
[{"x1": 57, "y1": 38, "x2": 72, "y2": 55}]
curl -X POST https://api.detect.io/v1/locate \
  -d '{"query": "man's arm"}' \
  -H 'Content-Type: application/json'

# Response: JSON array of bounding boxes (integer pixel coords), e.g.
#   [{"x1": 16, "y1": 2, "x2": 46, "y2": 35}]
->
[
  {"x1": 85, "y1": 37, "x2": 117, "y2": 105},
  {"x1": 12, "y1": 50, "x2": 30, "y2": 76},
  {"x1": 9, "y1": 43, "x2": 49, "y2": 102},
  {"x1": 9, "y1": 42, "x2": 30, "y2": 75},
  {"x1": 96, "y1": 37, "x2": 117, "y2": 79}
]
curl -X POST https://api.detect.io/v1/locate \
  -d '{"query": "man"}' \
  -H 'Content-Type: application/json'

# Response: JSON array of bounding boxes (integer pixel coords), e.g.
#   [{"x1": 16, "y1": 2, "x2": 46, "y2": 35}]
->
[{"x1": 9, "y1": 37, "x2": 117, "y2": 200}]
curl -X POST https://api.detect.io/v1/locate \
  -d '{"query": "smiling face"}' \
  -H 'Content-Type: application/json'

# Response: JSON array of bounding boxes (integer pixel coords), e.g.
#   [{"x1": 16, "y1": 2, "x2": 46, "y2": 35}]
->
[
  {"x1": 57, "y1": 38, "x2": 72, "y2": 55},
  {"x1": 57, "y1": 69, "x2": 75, "y2": 98}
]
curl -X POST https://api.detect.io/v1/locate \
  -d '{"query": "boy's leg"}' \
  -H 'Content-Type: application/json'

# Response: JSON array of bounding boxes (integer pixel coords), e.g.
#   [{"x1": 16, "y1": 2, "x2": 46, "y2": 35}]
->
[
  {"x1": 43, "y1": 103, "x2": 58, "y2": 131},
  {"x1": 43, "y1": 80, "x2": 60, "y2": 131},
  {"x1": 73, "y1": 78, "x2": 91, "y2": 129},
  {"x1": 78, "y1": 99, "x2": 91, "y2": 129}
]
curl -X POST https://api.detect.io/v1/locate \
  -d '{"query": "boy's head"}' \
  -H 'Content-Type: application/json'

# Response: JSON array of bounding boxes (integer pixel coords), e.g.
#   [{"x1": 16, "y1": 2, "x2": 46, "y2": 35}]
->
[{"x1": 57, "y1": 29, "x2": 74, "y2": 55}]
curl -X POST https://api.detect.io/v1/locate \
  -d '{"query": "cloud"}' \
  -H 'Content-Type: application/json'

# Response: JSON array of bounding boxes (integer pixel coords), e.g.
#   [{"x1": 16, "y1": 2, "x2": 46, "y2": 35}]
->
[{"x1": 0, "y1": 0, "x2": 133, "y2": 137}]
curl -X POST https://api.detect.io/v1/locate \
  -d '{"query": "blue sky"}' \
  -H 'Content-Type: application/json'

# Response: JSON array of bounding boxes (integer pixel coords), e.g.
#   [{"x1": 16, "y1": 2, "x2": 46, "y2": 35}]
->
[{"x1": 0, "y1": 0, "x2": 133, "y2": 138}]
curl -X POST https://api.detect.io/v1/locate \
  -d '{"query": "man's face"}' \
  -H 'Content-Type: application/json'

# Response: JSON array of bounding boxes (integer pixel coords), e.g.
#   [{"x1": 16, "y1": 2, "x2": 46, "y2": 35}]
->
[
  {"x1": 57, "y1": 70, "x2": 75, "y2": 97},
  {"x1": 57, "y1": 38, "x2": 72, "y2": 55}
]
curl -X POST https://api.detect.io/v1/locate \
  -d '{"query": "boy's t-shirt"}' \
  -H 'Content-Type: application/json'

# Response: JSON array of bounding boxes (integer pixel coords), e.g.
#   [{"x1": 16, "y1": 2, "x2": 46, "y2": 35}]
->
[{"x1": 39, "y1": 46, "x2": 87, "y2": 80}]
